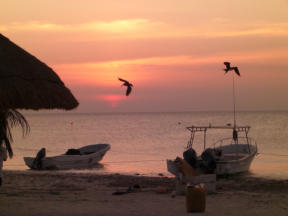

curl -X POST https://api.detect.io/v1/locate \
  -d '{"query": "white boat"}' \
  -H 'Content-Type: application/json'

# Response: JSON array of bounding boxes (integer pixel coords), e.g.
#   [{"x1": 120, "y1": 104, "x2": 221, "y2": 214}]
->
[
  {"x1": 168, "y1": 125, "x2": 258, "y2": 175},
  {"x1": 24, "y1": 144, "x2": 110, "y2": 170}
]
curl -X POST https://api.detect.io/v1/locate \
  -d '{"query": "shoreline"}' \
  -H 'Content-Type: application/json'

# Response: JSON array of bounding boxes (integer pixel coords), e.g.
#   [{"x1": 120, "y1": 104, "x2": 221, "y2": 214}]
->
[{"x1": 1, "y1": 170, "x2": 288, "y2": 215}]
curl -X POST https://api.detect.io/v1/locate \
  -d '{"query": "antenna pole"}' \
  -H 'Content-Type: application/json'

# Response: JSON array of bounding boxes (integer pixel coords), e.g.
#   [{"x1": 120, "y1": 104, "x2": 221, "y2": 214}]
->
[{"x1": 232, "y1": 72, "x2": 236, "y2": 128}]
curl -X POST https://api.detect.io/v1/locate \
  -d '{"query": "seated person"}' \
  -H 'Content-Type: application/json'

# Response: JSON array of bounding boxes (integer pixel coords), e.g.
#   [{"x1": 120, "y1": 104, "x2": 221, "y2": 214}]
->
[{"x1": 174, "y1": 157, "x2": 198, "y2": 177}]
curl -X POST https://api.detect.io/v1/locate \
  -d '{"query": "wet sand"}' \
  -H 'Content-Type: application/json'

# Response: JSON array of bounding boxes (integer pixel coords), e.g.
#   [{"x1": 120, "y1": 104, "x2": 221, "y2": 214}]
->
[{"x1": 0, "y1": 170, "x2": 288, "y2": 216}]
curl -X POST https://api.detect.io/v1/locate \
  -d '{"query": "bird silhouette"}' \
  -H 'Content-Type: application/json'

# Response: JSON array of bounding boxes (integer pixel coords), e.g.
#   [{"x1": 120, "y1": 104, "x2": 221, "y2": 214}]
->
[
  {"x1": 224, "y1": 62, "x2": 240, "y2": 76},
  {"x1": 118, "y1": 78, "x2": 133, "y2": 96}
]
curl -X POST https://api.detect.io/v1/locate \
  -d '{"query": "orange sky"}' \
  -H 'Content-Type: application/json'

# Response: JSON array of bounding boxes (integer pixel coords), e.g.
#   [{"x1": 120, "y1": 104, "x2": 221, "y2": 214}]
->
[{"x1": 1, "y1": 0, "x2": 288, "y2": 112}]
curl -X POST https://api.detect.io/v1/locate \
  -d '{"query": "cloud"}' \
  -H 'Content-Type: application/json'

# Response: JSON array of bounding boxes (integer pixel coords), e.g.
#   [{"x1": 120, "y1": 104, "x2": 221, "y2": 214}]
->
[
  {"x1": 82, "y1": 19, "x2": 153, "y2": 32},
  {"x1": 0, "y1": 22, "x2": 64, "y2": 31},
  {"x1": 211, "y1": 23, "x2": 288, "y2": 37},
  {"x1": 2, "y1": 19, "x2": 288, "y2": 40},
  {"x1": 0, "y1": 19, "x2": 163, "y2": 38},
  {"x1": 54, "y1": 48, "x2": 288, "y2": 90}
]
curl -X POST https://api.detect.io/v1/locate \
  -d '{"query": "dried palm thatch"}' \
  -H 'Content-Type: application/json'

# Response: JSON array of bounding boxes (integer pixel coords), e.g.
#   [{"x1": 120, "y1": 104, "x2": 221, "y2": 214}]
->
[{"x1": 0, "y1": 34, "x2": 79, "y2": 110}]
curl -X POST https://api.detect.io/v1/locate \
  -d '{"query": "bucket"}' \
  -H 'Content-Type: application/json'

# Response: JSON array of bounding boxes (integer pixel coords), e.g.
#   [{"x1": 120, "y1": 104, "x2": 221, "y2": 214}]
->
[{"x1": 186, "y1": 185, "x2": 206, "y2": 213}]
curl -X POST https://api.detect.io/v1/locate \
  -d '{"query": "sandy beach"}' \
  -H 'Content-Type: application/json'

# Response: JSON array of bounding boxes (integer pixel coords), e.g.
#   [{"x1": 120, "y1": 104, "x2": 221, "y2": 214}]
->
[{"x1": 0, "y1": 170, "x2": 287, "y2": 216}]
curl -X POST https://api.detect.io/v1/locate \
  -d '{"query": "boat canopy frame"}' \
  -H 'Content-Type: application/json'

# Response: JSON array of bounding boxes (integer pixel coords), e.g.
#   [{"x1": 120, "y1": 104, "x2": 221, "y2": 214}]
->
[{"x1": 186, "y1": 125, "x2": 251, "y2": 150}]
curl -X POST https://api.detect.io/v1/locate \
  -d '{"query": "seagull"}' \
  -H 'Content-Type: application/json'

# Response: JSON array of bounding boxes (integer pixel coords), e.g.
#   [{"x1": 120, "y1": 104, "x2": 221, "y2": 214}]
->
[
  {"x1": 224, "y1": 62, "x2": 240, "y2": 76},
  {"x1": 118, "y1": 78, "x2": 133, "y2": 96}
]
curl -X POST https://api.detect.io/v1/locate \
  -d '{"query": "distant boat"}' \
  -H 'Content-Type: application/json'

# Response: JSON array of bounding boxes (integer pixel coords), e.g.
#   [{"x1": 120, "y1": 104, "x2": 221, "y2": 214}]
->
[
  {"x1": 24, "y1": 144, "x2": 110, "y2": 170},
  {"x1": 167, "y1": 125, "x2": 258, "y2": 175}
]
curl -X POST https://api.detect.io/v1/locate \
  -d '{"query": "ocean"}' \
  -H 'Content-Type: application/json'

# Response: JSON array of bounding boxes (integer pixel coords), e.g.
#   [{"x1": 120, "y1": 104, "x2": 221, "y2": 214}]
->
[{"x1": 4, "y1": 111, "x2": 288, "y2": 179}]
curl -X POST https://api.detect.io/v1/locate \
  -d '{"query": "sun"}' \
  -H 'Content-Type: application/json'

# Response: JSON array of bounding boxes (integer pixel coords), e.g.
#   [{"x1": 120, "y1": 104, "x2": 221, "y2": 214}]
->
[{"x1": 96, "y1": 94, "x2": 127, "y2": 108}]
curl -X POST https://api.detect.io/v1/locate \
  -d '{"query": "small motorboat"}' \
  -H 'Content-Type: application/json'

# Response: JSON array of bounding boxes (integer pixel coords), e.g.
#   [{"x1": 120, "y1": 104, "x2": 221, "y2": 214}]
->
[
  {"x1": 24, "y1": 144, "x2": 111, "y2": 170},
  {"x1": 167, "y1": 125, "x2": 258, "y2": 175}
]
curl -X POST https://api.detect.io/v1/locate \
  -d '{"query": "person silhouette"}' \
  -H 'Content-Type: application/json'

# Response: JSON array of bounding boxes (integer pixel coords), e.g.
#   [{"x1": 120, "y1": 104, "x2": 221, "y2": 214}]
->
[{"x1": 0, "y1": 143, "x2": 7, "y2": 186}]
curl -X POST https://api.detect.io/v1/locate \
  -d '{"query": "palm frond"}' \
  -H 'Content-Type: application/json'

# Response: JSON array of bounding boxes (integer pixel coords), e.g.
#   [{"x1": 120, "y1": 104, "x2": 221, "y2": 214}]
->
[
  {"x1": 6, "y1": 109, "x2": 30, "y2": 138},
  {"x1": 0, "y1": 109, "x2": 30, "y2": 158}
]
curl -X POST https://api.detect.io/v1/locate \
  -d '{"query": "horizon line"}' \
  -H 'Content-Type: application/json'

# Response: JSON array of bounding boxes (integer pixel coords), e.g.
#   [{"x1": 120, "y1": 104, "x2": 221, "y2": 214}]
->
[{"x1": 21, "y1": 109, "x2": 288, "y2": 114}]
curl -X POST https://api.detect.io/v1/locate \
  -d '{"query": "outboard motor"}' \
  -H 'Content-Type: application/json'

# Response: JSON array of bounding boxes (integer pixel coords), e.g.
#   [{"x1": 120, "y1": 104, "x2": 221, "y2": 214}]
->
[
  {"x1": 201, "y1": 148, "x2": 217, "y2": 174},
  {"x1": 32, "y1": 148, "x2": 46, "y2": 170},
  {"x1": 183, "y1": 148, "x2": 198, "y2": 168}
]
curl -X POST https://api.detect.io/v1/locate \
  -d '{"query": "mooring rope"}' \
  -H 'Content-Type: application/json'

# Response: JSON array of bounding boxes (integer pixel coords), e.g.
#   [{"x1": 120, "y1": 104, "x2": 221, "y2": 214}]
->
[
  {"x1": 3, "y1": 159, "x2": 167, "y2": 167},
  {"x1": 109, "y1": 149, "x2": 165, "y2": 156},
  {"x1": 104, "y1": 159, "x2": 166, "y2": 164},
  {"x1": 258, "y1": 152, "x2": 288, "y2": 157},
  {"x1": 5, "y1": 153, "x2": 288, "y2": 168}
]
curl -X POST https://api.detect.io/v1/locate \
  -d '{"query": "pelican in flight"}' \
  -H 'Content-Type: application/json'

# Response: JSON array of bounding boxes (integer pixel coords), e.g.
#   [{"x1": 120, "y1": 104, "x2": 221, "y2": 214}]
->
[
  {"x1": 224, "y1": 62, "x2": 240, "y2": 76},
  {"x1": 118, "y1": 78, "x2": 133, "y2": 96}
]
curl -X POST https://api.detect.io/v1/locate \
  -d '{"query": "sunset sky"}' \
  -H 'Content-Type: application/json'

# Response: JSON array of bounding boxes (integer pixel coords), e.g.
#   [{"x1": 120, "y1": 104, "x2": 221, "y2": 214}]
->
[{"x1": 1, "y1": 0, "x2": 288, "y2": 112}]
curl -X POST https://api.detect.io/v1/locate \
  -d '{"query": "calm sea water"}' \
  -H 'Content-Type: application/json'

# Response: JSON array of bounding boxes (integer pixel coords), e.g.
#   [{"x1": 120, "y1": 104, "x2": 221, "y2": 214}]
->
[{"x1": 4, "y1": 111, "x2": 288, "y2": 179}]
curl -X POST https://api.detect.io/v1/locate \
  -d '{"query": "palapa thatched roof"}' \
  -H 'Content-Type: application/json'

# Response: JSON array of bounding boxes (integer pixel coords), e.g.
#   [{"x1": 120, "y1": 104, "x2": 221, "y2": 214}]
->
[{"x1": 0, "y1": 34, "x2": 78, "y2": 110}]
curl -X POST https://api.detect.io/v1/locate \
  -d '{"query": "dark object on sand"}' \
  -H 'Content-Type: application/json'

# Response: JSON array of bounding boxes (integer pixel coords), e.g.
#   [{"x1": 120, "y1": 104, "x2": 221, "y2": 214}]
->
[
  {"x1": 112, "y1": 191, "x2": 129, "y2": 195},
  {"x1": 112, "y1": 184, "x2": 141, "y2": 195},
  {"x1": 32, "y1": 148, "x2": 46, "y2": 170},
  {"x1": 118, "y1": 78, "x2": 133, "y2": 96},
  {"x1": 133, "y1": 184, "x2": 141, "y2": 190}
]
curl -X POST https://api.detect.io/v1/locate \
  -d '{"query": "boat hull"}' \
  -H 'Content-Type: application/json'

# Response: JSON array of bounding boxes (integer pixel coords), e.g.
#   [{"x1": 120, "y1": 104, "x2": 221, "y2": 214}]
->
[
  {"x1": 167, "y1": 144, "x2": 258, "y2": 176},
  {"x1": 215, "y1": 144, "x2": 257, "y2": 175},
  {"x1": 24, "y1": 144, "x2": 110, "y2": 170}
]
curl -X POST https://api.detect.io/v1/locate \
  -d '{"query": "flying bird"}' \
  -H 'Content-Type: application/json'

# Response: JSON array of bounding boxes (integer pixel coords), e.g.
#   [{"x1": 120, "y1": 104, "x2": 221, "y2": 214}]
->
[
  {"x1": 224, "y1": 62, "x2": 240, "y2": 76},
  {"x1": 118, "y1": 78, "x2": 133, "y2": 96}
]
